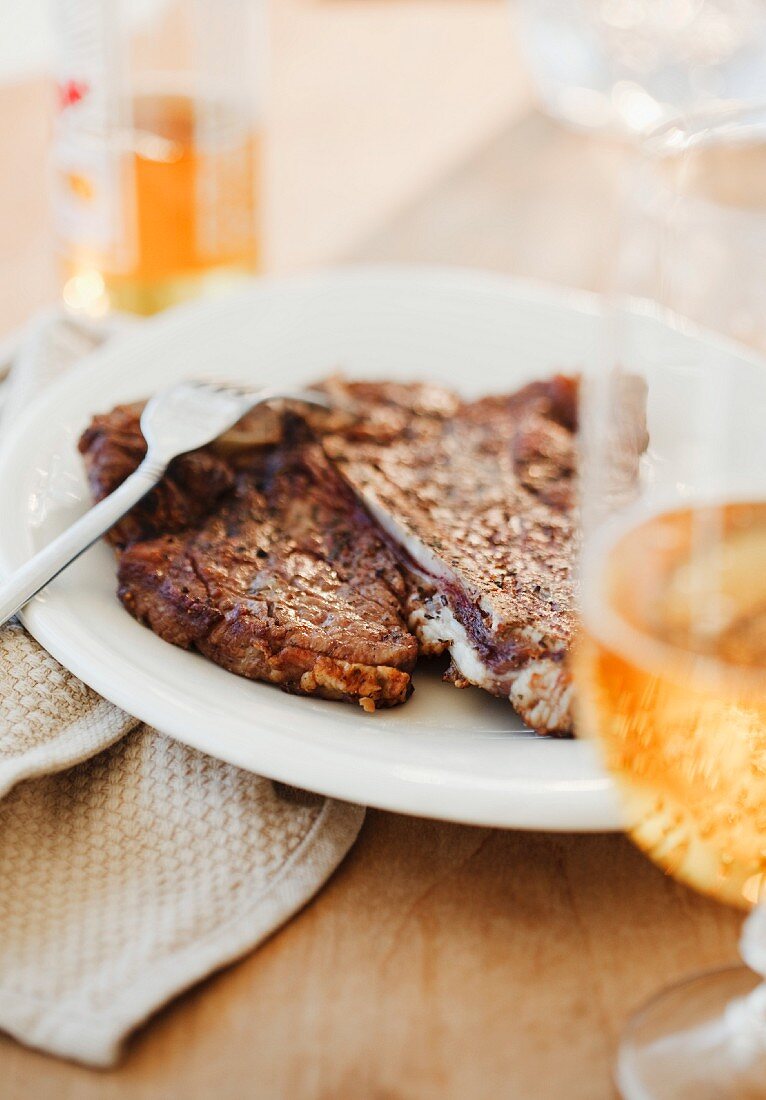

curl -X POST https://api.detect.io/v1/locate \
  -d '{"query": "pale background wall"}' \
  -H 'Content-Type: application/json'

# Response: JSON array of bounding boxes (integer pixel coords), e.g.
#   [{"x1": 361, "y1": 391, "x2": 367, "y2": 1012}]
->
[{"x1": 0, "y1": 0, "x2": 533, "y2": 271}]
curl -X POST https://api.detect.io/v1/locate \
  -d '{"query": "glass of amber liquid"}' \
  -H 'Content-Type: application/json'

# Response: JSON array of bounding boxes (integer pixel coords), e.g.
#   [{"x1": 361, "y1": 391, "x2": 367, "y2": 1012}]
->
[
  {"x1": 51, "y1": 0, "x2": 264, "y2": 316},
  {"x1": 576, "y1": 104, "x2": 766, "y2": 1098}
]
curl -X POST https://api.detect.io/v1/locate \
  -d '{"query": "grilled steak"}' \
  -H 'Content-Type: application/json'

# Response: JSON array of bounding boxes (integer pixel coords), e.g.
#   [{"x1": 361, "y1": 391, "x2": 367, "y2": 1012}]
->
[
  {"x1": 79, "y1": 375, "x2": 580, "y2": 732},
  {"x1": 321, "y1": 377, "x2": 579, "y2": 735},
  {"x1": 79, "y1": 411, "x2": 417, "y2": 708},
  {"x1": 79, "y1": 402, "x2": 237, "y2": 548}
]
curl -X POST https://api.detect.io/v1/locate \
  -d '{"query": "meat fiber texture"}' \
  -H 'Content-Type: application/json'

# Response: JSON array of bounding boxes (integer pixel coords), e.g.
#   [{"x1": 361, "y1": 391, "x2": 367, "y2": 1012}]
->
[
  {"x1": 79, "y1": 406, "x2": 417, "y2": 710},
  {"x1": 320, "y1": 377, "x2": 579, "y2": 735},
  {"x1": 80, "y1": 375, "x2": 580, "y2": 733}
]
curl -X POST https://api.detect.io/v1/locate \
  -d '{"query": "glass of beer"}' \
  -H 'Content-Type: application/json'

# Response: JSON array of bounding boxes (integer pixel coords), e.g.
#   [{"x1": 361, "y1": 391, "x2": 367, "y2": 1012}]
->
[
  {"x1": 51, "y1": 0, "x2": 265, "y2": 316},
  {"x1": 576, "y1": 104, "x2": 766, "y2": 1098}
]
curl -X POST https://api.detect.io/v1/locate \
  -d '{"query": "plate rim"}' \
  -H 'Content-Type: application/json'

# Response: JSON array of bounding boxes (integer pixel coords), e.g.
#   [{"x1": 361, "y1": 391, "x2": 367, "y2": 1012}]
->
[{"x1": 0, "y1": 265, "x2": 622, "y2": 832}]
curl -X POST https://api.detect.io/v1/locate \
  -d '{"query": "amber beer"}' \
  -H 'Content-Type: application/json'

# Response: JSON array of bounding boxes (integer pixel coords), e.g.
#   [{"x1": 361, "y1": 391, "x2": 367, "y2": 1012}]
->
[
  {"x1": 577, "y1": 501, "x2": 766, "y2": 909},
  {"x1": 52, "y1": 0, "x2": 263, "y2": 315},
  {"x1": 58, "y1": 92, "x2": 260, "y2": 315}
]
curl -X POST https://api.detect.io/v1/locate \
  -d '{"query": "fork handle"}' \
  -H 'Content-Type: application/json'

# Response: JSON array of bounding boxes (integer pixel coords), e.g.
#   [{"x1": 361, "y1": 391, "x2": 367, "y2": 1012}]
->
[{"x1": 0, "y1": 457, "x2": 165, "y2": 626}]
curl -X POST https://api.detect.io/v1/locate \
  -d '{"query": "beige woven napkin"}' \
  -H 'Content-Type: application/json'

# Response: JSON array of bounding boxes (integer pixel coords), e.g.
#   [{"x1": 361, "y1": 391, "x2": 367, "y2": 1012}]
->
[{"x1": 0, "y1": 312, "x2": 365, "y2": 1067}]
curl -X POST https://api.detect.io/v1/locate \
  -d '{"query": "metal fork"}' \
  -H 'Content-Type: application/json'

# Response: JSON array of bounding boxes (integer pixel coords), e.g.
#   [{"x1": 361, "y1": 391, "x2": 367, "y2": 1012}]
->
[{"x1": 0, "y1": 380, "x2": 333, "y2": 626}]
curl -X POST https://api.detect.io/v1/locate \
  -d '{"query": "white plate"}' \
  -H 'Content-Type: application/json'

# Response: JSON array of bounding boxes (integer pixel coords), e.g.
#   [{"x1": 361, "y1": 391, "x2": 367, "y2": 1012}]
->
[{"x1": 0, "y1": 267, "x2": 622, "y2": 831}]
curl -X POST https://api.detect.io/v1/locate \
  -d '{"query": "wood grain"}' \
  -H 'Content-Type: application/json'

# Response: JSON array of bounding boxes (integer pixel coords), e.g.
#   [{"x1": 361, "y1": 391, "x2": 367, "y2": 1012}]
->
[
  {"x1": 1, "y1": 815, "x2": 740, "y2": 1099},
  {"x1": 0, "y1": 64, "x2": 743, "y2": 1100},
  {"x1": 356, "y1": 108, "x2": 629, "y2": 294}
]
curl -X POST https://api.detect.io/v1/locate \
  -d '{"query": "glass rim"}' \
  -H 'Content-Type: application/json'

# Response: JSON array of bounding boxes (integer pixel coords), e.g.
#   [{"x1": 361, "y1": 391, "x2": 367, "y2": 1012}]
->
[{"x1": 642, "y1": 100, "x2": 766, "y2": 158}]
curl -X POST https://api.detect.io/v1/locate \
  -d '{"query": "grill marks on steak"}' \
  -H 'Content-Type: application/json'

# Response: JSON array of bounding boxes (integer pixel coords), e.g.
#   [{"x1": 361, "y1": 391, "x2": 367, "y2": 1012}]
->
[
  {"x1": 322, "y1": 377, "x2": 579, "y2": 735},
  {"x1": 80, "y1": 413, "x2": 417, "y2": 708},
  {"x1": 79, "y1": 375, "x2": 580, "y2": 733},
  {"x1": 79, "y1": 403, "x2": 236, "y2": 548}
]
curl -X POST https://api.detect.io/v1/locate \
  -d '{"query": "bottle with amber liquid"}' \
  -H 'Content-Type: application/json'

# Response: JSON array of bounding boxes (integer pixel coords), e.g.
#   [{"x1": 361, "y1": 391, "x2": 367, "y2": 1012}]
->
[
  {"x1": 576, "y1": 106, "x2": 766, "y2": 1098},
  {"x1": 51, "y1": 0, "x2": 264, "y2": 315}
]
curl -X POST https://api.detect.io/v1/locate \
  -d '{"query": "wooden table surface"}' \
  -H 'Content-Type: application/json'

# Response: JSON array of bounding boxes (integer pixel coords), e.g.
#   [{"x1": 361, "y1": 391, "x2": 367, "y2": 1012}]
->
[{"x1": 0, "y1": 70, "x2": 742, "y2": 1100}]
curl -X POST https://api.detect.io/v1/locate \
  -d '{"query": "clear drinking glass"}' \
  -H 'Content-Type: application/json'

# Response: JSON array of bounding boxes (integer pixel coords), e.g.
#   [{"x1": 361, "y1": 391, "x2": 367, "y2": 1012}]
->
[
  {"x1": 518, "y1": 0, "x2": 766, "y2": 133},
  {"x1": 51, "y1": 0, "x2": 265, "y2": 316},
  {"x1": 575, "y1": 104, "x2": 766, "y2": 1097}
]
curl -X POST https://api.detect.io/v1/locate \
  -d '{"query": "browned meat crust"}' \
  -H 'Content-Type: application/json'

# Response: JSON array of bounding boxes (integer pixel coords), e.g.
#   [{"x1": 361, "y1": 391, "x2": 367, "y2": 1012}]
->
[
  {"x1": 79, "y1": 403, "x2": 236, "y2": 548},
  {"x1": 321, "y1": 376, "x2": 579, "y2": 735},
  {"x1": 79, "y1": 375, "x2": 580, "y2": 732},
  {"x1": 79, "y1": 413, "x2": 417, "y2": 708}
]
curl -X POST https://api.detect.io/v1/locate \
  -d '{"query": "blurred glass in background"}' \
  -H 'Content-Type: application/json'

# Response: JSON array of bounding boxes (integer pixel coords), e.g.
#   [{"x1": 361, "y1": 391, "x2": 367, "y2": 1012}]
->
[
  {"x1": 518, "y1": 0, "x2": 766, "y2": 133},
  {"x1": 52, "y1": 0, "x2": 264, "y2": 316}
]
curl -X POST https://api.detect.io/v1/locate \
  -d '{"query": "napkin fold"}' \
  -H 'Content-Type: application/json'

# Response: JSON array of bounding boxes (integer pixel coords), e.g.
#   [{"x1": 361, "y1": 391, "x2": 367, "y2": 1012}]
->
[{"x1": 0, "y1": 311, "x2": 364, "y2": 1067}]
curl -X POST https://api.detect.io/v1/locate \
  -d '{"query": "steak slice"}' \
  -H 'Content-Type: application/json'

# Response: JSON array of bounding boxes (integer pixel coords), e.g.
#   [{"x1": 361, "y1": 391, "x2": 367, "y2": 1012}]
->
[
  {"x1": 79, "y1": 413, "x2": 417, "y2": 708},
  {"x1": 79, "y1": 375, "x2": 580, "y2": 729},
  {"x1": 321, "y1": 376, "x2": 579, "y2": 735},
  {"x1": 79, "y1": 402, "x2": 237, "y2": 549}
]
